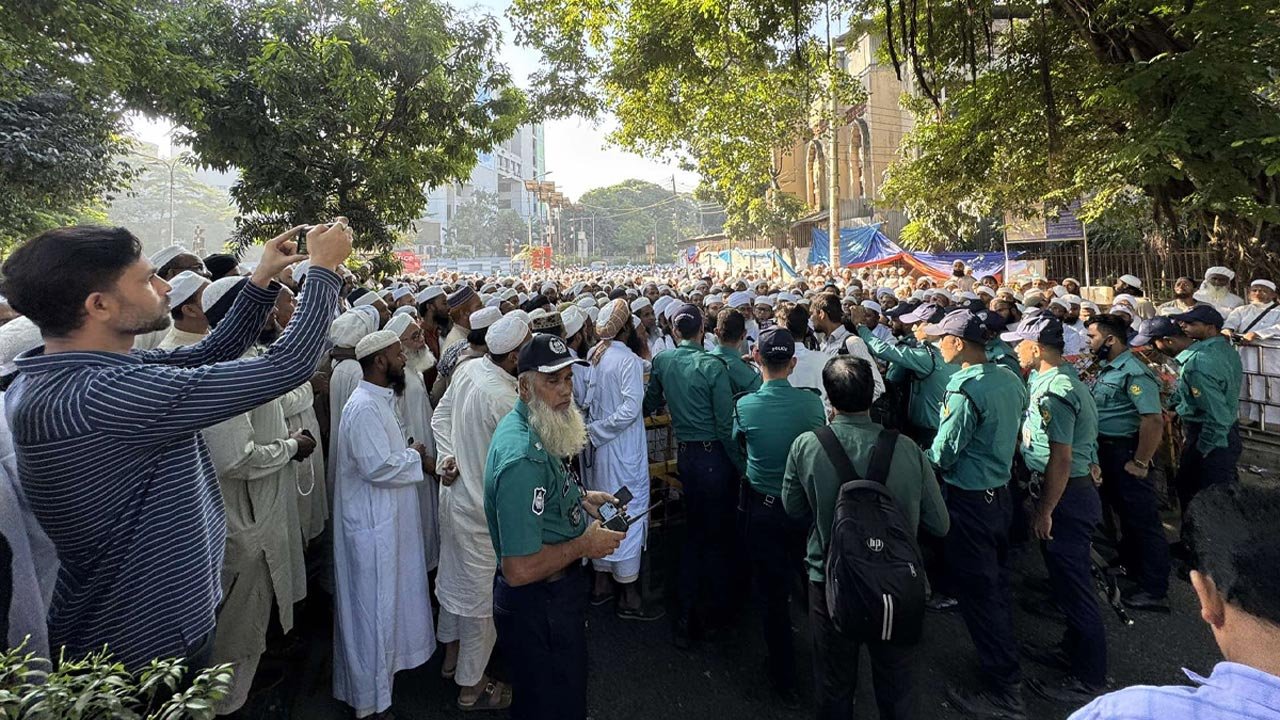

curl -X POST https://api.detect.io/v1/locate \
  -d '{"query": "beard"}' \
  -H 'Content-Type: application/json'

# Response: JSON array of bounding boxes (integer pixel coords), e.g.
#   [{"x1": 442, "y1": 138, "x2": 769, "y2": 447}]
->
[
  {"x1": 122, "y1": 308, "x2": 172, "y2": 335},
  {"x1": 433, "y1": 309, "x2": 451, "y2": 330},
  {"x1": 1174, "y1": 288, "x2": 1193, "y2": 299},
  {"x1": 952, "y1": 269, "x2": 965, "y2": 277},
  {"x1": 388, "y1": 367, "x2": 407, "y2": 396},
  {"x1": 1199, "y1": 283, "x2": 1229, "y2": 303},
  {"x1": 405, "y1": 346, "x2": 436, "y2": 375},
  {"x1": 527, "y1": 393, "x2": 588, "y2": 459}
]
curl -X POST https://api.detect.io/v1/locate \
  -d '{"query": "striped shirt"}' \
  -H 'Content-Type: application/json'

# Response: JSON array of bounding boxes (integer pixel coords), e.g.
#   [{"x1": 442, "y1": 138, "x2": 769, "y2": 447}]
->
[{"x1": 6, "y1": 268, "x2": 341, "y2": 669}]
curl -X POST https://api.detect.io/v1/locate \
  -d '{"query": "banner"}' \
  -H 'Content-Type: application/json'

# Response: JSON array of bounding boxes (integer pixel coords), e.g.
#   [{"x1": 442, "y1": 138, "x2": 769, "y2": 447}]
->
[
  {"x1": 810, "y1": 225, "x2": 1015, "y2": 280},
  {"x1": 394, "y1": 251, "x2": 421, "y2": 273}
]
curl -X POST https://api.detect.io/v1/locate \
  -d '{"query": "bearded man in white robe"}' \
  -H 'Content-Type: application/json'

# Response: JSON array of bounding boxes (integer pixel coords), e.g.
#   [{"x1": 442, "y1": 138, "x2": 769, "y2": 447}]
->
[
  {"x1": 275, "y1": 286, "x2": 330, "y2": 545},
  {"x1": 388, "y1": 314, "x2": 442, "y2": 571},
  {"x1": 429, "y1": 314, "x2": 530, "y2": 710},
  {"x1": 1194, "y1": 266, "x2": 1245, "y2": 315},
  {"x1": 332, "y1": 330, "x2": 435, "y2": 720},
  {"x1": 1224, "y1": 279, "x2": 1280, "y2": 425}
]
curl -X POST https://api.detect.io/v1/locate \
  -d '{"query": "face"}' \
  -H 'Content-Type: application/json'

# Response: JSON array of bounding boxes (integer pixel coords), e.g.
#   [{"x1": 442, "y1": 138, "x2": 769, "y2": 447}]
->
[
  {"x1": 400, "y1": 320, "x2": 425, "y2": 353},
  {"x1": 1049, "y1": 303, "x2": 1067, "y2": 320},
  {"x1": 1015, "y1": 339, "x2": 1038, "y2": 369},
  {"x1": 1174, "y1": 277, "x2": 1195, "y2": 297},
  {"x1": 645, "y1": 287, "x2": 660, "y2": 303},
  {"x1": 396, "y1": 294, "x2": 415, "y2": 308},
  {"x1": 531, "y1": 366, "x2": 575, "y2": 411},
  {"x1": 1063, "y1": 280, "x2": 1080, "y2": 295},
  {"x1": 1080, "y1": 307, "x2": 1095, "y2": 323},
  {"x1": 1209, "y1": 274, "x2": 1229, "y2": 289},
  {"x1": 430, "y1": 296, "x2": 450, "y2": 324},
  {"x1": 1180, "y1": 320, "x2": 1218, "y2": 340},
  {"x1": 373, "y1": 299, "x2": 392, "y2": 328},
  {"x1": 1086, "y1": 325, "x2": 1110, "y2": 355},
  {"x1": 1250, "y1": 285, "x2": 1276, "y2": 304},
  {"x1": 753, "y1": 304, "x2": 771, "y2": 323},
  {"x1": 163, "y1": 253, "x2": 207, "y2": 280},
  {"x1": 937, "y1": 334, "x2": 962, "y2": 363},
  {"x1": 982, "y1": 276, "x2": 998, "y2": 290},
  {"x1": 638, "y1": 305, "x2": 656, "y2": 329},
  {"x1": 381, "y1": 341, "x2": 407, "y2": 381},
  {"x1": 275, "y1": 287, "x2": 297, "y2": 328},
  {"x1": 102, "y1": 258, "x2": 173, "y2": 335}
]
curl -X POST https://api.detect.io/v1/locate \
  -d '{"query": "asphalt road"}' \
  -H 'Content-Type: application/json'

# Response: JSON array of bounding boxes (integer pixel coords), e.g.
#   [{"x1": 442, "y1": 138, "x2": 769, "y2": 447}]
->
[{"x1": 236, "y1": 519, "x2": 1221, "y2": 720}]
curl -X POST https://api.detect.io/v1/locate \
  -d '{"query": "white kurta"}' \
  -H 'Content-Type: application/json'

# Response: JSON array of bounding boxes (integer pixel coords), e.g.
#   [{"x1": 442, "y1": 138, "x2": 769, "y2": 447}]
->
[
  {"x1": 430, "y1": 356, "x2": 516, "y2": 618},
  {"x1": 582, "y1": 343, "x2": 649, "y2": 581},
  {"x1": 1225, "y1": 303, "x2": 1280, "y2": 425},
  {"x1": 328, "y1": 356, "x2": 363, "y2": 488},
  {"x1": 397, "y1": 350, "x2": 441, "y2": 571},
  {"x1": 333, "y1": 382, "x2": 433, "y2": 718},
  {"x1": 820, "y1": 326, "x2": 886, "y2": 399},
  {"x1": 281, "y1": 383, "x2": 328, "y2": 544},
  {"x1": 790, "y1": 346, "x2": 830, "y2": 401}
]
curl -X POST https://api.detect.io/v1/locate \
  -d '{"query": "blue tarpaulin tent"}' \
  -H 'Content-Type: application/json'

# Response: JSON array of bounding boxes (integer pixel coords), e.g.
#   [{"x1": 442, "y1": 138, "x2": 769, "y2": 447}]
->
[{"x1": 810, "y1": 225, "x2": 1015, "y2": 280}]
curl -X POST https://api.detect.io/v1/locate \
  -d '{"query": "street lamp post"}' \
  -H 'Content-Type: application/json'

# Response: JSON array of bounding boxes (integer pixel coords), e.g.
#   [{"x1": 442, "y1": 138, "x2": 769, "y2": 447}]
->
[
  {"x1": 141, "y1": 152, "x2": 189, "y2": 246},
  {"x1": 523, "y1": 171, "x2": 554, "y2": 248}
]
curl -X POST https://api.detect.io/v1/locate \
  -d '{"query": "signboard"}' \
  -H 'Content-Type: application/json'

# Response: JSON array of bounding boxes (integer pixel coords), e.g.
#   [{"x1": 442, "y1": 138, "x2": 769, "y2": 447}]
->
[
  {"x1": 394, "y1": 251, "x2": 421, "y2": 273},
  {"x1": 1045, "y1": 199, "x2": 1084, "y2": 240}
]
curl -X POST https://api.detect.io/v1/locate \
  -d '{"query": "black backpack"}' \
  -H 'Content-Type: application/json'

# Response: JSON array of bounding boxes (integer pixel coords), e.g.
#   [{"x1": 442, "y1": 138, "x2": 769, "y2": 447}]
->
[{"x1": 814, "y1": 426, "x2": 926, "y2": 644}]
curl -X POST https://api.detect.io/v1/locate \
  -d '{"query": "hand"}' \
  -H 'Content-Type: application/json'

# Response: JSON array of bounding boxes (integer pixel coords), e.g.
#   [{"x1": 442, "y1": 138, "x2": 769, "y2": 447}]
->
[
  {"x1": 251, "y1": 225, "x2": 309, "y2": 288},
  {"x1": 438, "y1": 456, "x2": 459, "y2": 487},
  {"x1": 1124, "y1": 460, "x2": 1150, "y2": 479},
  {"x1": 582, "y1": 491, "x2": 620, "y2": 520},
  {"x1": 410, "y1": 441, "x2": 429, "y2": 466},
  {"x1": 1244, "y1": 331, "x2": 1259, "y2": 343},
  {"x1": 306, "y1": 216, "x2": 355, "y2": 271},
  {"x1": 309, "y1": 372, "x2": 330, "y2": 395},
  {"x1": 291, "y1": 430, "x2": 317, "y2": 461},
  {"x1": 1031, "y1": 509, "x2": 1053, "y2": 541},
  {"x1": 1090, "y1": 463, "x2": 1102, "y2": 486},
  {"x1": 578, "y1": 520, "x2": 625, "y2": 559}
]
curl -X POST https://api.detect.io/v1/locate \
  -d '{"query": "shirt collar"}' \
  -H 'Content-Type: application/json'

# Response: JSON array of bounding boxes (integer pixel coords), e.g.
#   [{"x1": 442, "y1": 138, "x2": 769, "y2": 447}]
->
[
  {"x1": 832, "y1": 413, "x2": 874, "y2": 427},
  {"x1": 762, "y1": 378, "x2": 792, "y2": 389},
  {"x1": 1182, "y1": 662, "x2": 1280, "y2": 708},
  {"x1": 14, "y1": 346, "x2": 143, "y2": 373},
  {"x1": 357, "y1": 379, "x2": 395, "y2": 400},
  {"x1": 677, "y1": 340, "x2": 704, "y2": 351}
]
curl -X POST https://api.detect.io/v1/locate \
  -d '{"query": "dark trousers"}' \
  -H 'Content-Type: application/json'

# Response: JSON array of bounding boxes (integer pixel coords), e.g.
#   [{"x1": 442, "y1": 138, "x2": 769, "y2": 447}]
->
[
  {"x1": 746, "y1": 491, "x2": 805, "y2": 691},
  {"x1": 493, "y1": 564, "x2": 589, "y2": 720},
  {"x1": 945, "y1": 485, "x2": 1021, "y2": 687},
  {"x1": 809, "y1": 582, "x2": 920, "y2": 720},
  {"x1": 1098, "y1": 436, "x2": 1170, "y2": 597},
  {"x1": 1176, "y1": 423, "x2": 1241, "y2": 527},
  {"x1": 677, "y1": 441, "x2": 736, "y2": 618},
  {"x1": 1040, "y1": 482, "x2": 1107, "y2": 687}
]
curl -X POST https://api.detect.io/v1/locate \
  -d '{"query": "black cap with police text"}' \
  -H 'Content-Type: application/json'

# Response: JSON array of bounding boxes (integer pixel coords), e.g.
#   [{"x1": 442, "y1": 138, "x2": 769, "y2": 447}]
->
[
  {"x1": 517, "y1": 333, "x2": 589, "y2": 375},
  {"x1": 1169, "y1": 304, "x2": 1225, "y2": 328},
  {"x1": 672, "y1": 303, "x2": 703, "y2": 337},
  {"x1": 922, "y1": 308, "x2": 987, "y2": 342},
  {"x1": 1001, "y1": 314, "x2": 1064, "y2": 347},
  {"x1": 900, "y1": 302, "x2": 946, "y2": 325},
  {"x1": 1130, "y1": 316, "x2": 1184, "y2": 347},
  {"x1": 757, "y1": 327, "x2": 796, "y2": 362}
]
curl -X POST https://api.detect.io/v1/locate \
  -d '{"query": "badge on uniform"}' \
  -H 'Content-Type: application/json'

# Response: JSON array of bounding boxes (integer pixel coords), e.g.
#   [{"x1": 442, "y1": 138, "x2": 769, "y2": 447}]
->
[
  {"x1": 1040, "y1": 405, "x2": 1052, "y2": 426},
  {"x1": 532, "y1": 487, "x2": 546, "y2": 516},
  {"x1": 1129, "y1": 384, "x2": 1143, "y2": 396},
  {"x1": 1191, "y1": 386, "x2": 1202, "y2": 398},
  {"x1": 568, "y1": 503, "x2": 582, "y2": 527}
]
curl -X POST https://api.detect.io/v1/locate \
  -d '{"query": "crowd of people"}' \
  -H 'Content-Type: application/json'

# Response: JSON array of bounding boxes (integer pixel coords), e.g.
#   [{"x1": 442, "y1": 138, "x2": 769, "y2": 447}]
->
[{"x1": 1, "y1": 222, "x2": 1279, "y2": 720}]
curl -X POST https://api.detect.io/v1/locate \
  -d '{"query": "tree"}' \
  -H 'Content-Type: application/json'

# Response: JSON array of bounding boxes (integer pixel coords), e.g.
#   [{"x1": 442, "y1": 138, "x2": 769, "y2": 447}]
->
[
  {"x1": 562, "y1": 179, "x2": 706, "y2": 261},
  {"x1": 104, "y1": 148, "x2": 237, "y2": 256},
  {"x1": 510, "y1": 0, "x2": 861, "y2": 244},
  {"x1": 144, "y1": 0, "x2": 526, "y2": 252}
]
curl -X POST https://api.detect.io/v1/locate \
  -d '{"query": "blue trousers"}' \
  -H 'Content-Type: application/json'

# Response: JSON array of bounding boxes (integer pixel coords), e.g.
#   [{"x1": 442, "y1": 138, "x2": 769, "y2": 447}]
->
[
  {"x1": 1176, "y1": 423, "x2": 1240, "y2": 528},
  {"x1": 745, "y1": 490, "x2": 806, "y2": 691},
  {"x1": 493, "y1": 564, "x2": 589, "y2": 720},
  {"x1": 677, "y1": 441, "x2": 736, "y2": 618},
  {"x1": 1040, "y1": 481, "x2": 1107, "y2": 687},
  {"x1": 945, "y1": 484, "x2": 1021, "y2": 687},
  {"x1": 1098, "y1": 436, "x2": 1170, "y2": 597}
]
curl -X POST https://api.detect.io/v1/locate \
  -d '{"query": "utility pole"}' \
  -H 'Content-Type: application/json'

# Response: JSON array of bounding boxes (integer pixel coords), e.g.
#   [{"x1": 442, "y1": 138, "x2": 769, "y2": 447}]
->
[{"x1": 826, "y1": 4, "x2": 841, "y2": 271}]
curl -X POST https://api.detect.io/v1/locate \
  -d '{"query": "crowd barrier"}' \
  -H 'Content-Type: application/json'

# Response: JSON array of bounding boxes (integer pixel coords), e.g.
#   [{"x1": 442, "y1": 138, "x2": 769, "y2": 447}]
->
[{"x1": 1238, "y1": 340, "x2": 1280, "y2": 431}]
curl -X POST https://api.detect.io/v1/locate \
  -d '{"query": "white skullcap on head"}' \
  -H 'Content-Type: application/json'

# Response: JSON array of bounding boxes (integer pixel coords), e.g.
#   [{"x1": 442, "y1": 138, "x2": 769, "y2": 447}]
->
[
  {"x1": 1063, "y1": 278, "x2": 1080, "y2": 286},
  {"x1": 586, "y1": 306, "x2": 600, "y2": 323},
  {"x1": 0, "y1": 317, "x2": 42, "y2": 375},
  {"x1": 1050, "y1": 297, "x2": 1072, "y2": 311},
  {"x1": 663, "y1": 301, "x2": 682, "y2": 320},
  {"x1": 1062, "y1": 294, "x2": 1082, "y2": 306},
  {"x1": 576, "y1": 297, "x2": 596, "y2": 309},
  {"x1": 630, "y1": 297, "x2": 652, "y2": 313},
  {"x1": 976, "y1": 286, "x2": 995, "y2": 298},
  {"x1": 355, "y1": 329, "x2": 401, "y2": 360},
  {"x1": 509, "y1": 309, "x2": 530, "y2": 325},
  {"x1": 498, "y1": 287, "x2": 518, "y2": 302},
  {"x1": 861, "y1": 300, "x2": 882, "y2": 313},
  {"x1": 385, "y1": 313, "x2": 414, "y2": 337},
  {"x1": 486, "y1": 314, "x2": 529, "y2": 355},
  {"x1": 470, "y1": 306, "x2": 502, "y2": 331},
  {"x1": 562, "y1": 306, "x2": 587, "y2": 338},
  {"x1": 329, "y1": 309, "x2": 375, "y2": 348},
  {"x1": 1113, "y1": 293, "x2": 1137, "y2": 306},
  {"x1": 291, "y1": 260, "x2": 310, "y2": 284},
  {"x1": 352, "y1": 291, "x2": 381, "y2": 308},
  {"x1": 1082, "y1": 301, "x2": 1100, "y2": 312},
  {"x1": 1251, "y1": 279, "x2": 1277, "y2": 291},
  {"x1": 391, "y1": 286, "x2": 413, "y2": 301},
  {"x1": 200, "y1": 276, "x2": 244, "y2": 313},
  {"x1": 928, "y1": 288, "x2": 953, "y2": 301},
  {"x1": 416, "y1": 286, "x2": 444, "y2": 304},
  {"x1": 705, "y1": 293, "x2": 724, "y2": 305},
  {"x1": 166, "y1": 271, "x2": 208, "y2": 308},
  {"x1": 1052, "y1": 286, "x2": 1068, "y2": 298},
  {"x1": 149, "y1": 245, "x2": 189, "y2": 268},
  {"x1": 393, "y1": 304, "x2": 417, "y2": 317},
  {"x1": 1112, "y1": 302, "x2": 1135, "y2": 317},
  {"x1": 727, "y1": 291, "x2": 752, "y2": 308},
  {"x1": 485, "y1": 296, "x2": 503, "y2": 309},
  {"x1": 518, "y1": 292, "x2": 529, "y2": 304},
  {"x1": 909, "y1": 290, "x2": 925, "y2": 301},
  {"x1": 654, "y1": 296, "x2": 675, "y2": 315},
  {"x1": 528, "y1": 308, "x2": 548, "y2": 321},
  {"x1": 1205, "y1": 266, "x2": 1235, "y2": 280},
  {"x1": 755, "y1": 296, "x2": 775, "y2": 307},
  {"x1": 541, "y1": 282, "x2": 557, "y2": 293},
  {"x1": 1118, "y1": 273, "x2": 1144, "y2": 288}
]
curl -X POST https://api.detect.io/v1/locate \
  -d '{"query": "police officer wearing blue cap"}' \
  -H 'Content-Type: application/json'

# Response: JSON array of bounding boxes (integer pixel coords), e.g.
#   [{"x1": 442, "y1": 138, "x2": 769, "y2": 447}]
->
[
  {"x1": 643, "y1": 303, "x2": 741, "y2": 648},
  {"x1": 1003, "y1": 314, "x2": 1108, "y2": 704},
  {"x1": 923, "y1": 309, "x2": 1030, "y2": 719},
  {"x1": 730, "y1": 327, "x2": 825, "y2": 704}
]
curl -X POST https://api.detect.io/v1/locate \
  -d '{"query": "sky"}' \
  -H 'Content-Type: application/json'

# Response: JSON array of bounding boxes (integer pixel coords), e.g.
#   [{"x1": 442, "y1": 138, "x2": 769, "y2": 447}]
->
[{"x1": 129, "y1": 0, "x2": 700, "y2": 200}]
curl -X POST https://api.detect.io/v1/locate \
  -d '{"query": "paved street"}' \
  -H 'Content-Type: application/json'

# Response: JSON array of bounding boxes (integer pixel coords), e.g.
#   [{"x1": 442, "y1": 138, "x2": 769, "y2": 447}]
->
[{"x1": 238, "y1": 514, "x2": 1220, "y2": 720}]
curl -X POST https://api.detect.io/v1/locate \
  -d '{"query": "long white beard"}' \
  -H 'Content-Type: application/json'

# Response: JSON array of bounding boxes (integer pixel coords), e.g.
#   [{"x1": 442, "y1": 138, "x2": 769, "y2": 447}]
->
[
  {"x1": 406, "y1": 346, "x2": 436, "y2": 375},
  {"x1": 1199, "y1": 284, "x2": 1229, "y2": 304},
  {"x1": 527, "y1": 394, "x2": 588, "y2": 459}
]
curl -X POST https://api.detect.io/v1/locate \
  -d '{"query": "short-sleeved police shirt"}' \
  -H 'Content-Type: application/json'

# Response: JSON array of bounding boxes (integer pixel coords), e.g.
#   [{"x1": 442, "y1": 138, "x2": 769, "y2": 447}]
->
[
  {"x1": 484, "y1": 400, "x2": 587, "y2": 559},
  {"x1": 1093, "y1": 351, "x2": 1162, "y2": 437},
  {"x1": 1021, "y1": 365, "x2": 1099, "y2": 476}
]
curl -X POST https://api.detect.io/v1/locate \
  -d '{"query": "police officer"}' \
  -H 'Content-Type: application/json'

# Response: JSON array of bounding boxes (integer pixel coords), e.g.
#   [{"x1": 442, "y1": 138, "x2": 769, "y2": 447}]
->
[
  {"x1": 731, "y1": 328, "x2": 826, "y2": 705},
  {"x1": 923, "y1": 309, "x2": 1029, "y2": 720},
  {"x1": 1167, "y1": 305, "x2": 1244, "y2": 511},
  {"x1": 1086, "y1": 313, "x2": 1171, "y2": 612},
  {"x1": 644, "y1": 303, "x2": 741, "y2": 648},
  {"x1": 710, "y1": 308, "x2": 762, "y2": 395},
  {"x1": 854, "y1": 302, "x2": 956, "y2": 448},
  {"x1": 1003, "y1": 314, "x2": 1108, "y2": 704},
  {"x1": 983, "y1": 312, "x2": 1022, "y2": 376},
  {"x1": 484, "y1": 334, "x2": 626, "y2": 720}
]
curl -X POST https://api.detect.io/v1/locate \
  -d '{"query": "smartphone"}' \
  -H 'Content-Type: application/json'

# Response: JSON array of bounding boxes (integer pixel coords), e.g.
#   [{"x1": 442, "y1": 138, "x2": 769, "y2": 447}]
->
[
  {"x1": 614, "y1": 487, "x2": 633, "y2": 507},
  {"x1": 295, "y1": 225, "x2": 312, "y2": 255}
]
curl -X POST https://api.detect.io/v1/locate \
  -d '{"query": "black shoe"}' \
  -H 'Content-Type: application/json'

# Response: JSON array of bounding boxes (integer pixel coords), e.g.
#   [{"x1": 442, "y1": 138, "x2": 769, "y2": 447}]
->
[
  {"x1": 673, "y1": 616, "x2": 691, "y2": 650},
  {"x1": 945, "y1": 683, "x2": 1026, "y2": 720},
  {"x1": 617, "y1": 604, "x2": 666, "y2": 622},
  {"x1": 1020, "y1": 642, "x2": 1071, "y2": 673},
  {"x1": 926, "y1": 594, "x2": 960, "y2": 613},
  {"x1": 590, "y1": 591, "x2": 614, "y2": 607},
  {"x1": 1027, "y1": 676, "x2": 1106, "y2": 705},
  {"x1": 1122, "y1": 591, "x2": 1171, "y2": 613}
]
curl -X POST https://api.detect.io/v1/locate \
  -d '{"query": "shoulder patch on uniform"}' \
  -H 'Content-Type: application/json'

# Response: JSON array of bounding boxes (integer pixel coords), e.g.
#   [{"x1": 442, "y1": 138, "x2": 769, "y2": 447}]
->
[
  {"x1": 532, "y1": 487, "x2": 546, "y2": 515},
  {"x1": 1191, "y1": 386, "x2": 1202, "y2": 397},
  {"x1": 1129, "y1": 383, "x2": 1143, "y2": 396},
  {"x1": 1039, "y1": 405, "x2": 1052, "y2": 426}
]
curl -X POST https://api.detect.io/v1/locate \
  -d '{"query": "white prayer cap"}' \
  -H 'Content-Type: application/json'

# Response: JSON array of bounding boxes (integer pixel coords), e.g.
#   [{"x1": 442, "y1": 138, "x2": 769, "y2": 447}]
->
[
  {"x1": 705, "y1": 293, "x2": 724, "y2": 305},
  {"x1": 663, "y1": 301, "x2": 682, "y2": 320},
  {"x1": 498, "y1": 288, "x2": 519, "y2": 302},
  {"x1": 876, "y1": 287, "x2": 895, "y2": 298},
  {"x1": 1052, "y1": 286, "x2": 1067, "y2": 298},
  {"x1": 1251, "y1": 279, "x2": 1277, "y2": 291},
  {"x1": 1062, "y1": 293, "x2": 1082, "y2": 306},
  {"x1": 509, "y1": 309, "x2": 531, "y2": 325},
  {"x1": 909, "y1": 290, "x2": 925, "y2": 301},
  {"x1": 385, "y1": 313, "x2": 414, "y2": 337},
  {"x1": 1023, "y1": 290, "x2": 1044, "y2": 304},
  {"x1": 1111, "y1": 302, "x2": 1135, "y2": 317},
  {"x1": 1063, "y1": 277, "x2": 1081, "y2": 286},
  {"x1": 861, "y1": 300, "x2": 882, "y2": 313},
  {"x1": 1113, "y1": 293, "x2": 1137, "y2": 306},
  {"x1": 200, "y1": 276, "x2": 244, "y2": 313},
  {"x1": 167, "y1": 271, "x2": 208, "y2": 308},
  {"x1": 541, "y1": 282, "x2": 557, "y2": 293},
  {"x1": 959, "y1": 291, "x2": 980, "y2": 302},
  {"x1": 1081, "y1": 301, "x2": 1100, "y2": 312},
  {"x1": 630, "y1": 297, "x2": 652, "y2": 313},
  {"x1": 754, "y1": 296, "x2": 775, "y2": 307},
  {"x1": 391, "y1": 286, "x2": 413, "y2": 301},
  {"x1": 727, "y1": 291, "x2": 752, "y2": 308},
  {"x1": 393, "y1": 305, "x2": 417, "y2": 318},
  {"x1": 416, "y1": 286, "x2": 444, "y2": 304},
  {"x1": 479, "y1": 293, "x2": 493, "y2": 305},
  {"x1": 470, "y1": 306, "x2": 502, "y2": 331},
  {"x1": 562, "y1": 306, "x2": 587, "y2": 338},
  {"x1": 1050, "y1": 297, "x2": 1072, "y2": 311},
  {"x1": 0, "y1": 317, "x2": 42, "y2": 375},
  {"x1": 329, "y1": 308, "x2": 378, "y2": 348},
  {"x1": 654, "y1": 296, "x2": 675, "y2": 315},
  {"x1": 927, "y1": 288, "x2": 953, "y2": 302},
  {"x1": 485, "y1": 296, "x2": 503, "y2": 309},
  {"x1": 355, "y1": 329, "x2": 401, "y2": 360},
  {"x1": 352, "y1": 290, "x2": 381, "y2": 308},
  {"x1": 1118, "y1": 273, "x2": 1144, "y2": 288},
  {"x1": 528, "y1": 308, "x2": 548, "y2": 321},
  {"x1": 586, "y1": 307, "x2": 600, "y2": 323},
  {"x1": 486, "y1": 314, "x2": 529, "y2": 355},
  {"x1": 149, "y1": 245, "x2": 190, "y2": 268},
  {"x1": 518, "y1": 292, "x2": 529, "y2": 304},
  {"x1": 1205, "y1": 266, "x2": 1235, "y2": 280},
  {"x1": 976, "y1": 286, "x2": 995, "y2": 298},
  {"x1": 576, "y1": 297, "x2": 596, "y2": 309}
]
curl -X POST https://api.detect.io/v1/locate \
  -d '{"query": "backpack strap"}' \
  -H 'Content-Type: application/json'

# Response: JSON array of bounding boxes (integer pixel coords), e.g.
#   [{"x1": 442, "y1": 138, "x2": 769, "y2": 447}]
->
[
  {"x1": 814, "y1": 425, "x2": 860, "y2": 486},
  {"x1": 865, "y1": 429, "x2": 899, "y2": 487}
]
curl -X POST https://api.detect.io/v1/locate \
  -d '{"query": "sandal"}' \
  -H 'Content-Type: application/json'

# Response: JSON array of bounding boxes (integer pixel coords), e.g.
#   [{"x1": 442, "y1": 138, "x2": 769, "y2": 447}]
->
[
  {"x1": 441, "y1": 663, "x2": 456, "y2": 680},
  {"x1": 457, "y1": 681, "x2": 512, "y2": 712}
]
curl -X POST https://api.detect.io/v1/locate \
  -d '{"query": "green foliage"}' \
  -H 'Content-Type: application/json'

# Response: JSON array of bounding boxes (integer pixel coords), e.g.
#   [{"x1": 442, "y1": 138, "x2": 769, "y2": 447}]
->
[
  {"x1": 104, "y1": 148, "x2": 236, "y2": 256},
  {"x1": 0, "y1": 642, "x2": 233, "y2": 719},
  {"x1": 143, "y1": 0, "x2": 526, "y2": 252},
  {"x1": 511, "y1": 0, "x2": 863, "y2": 243},
  {"x1": 446, "y1": 190, "x2": 529, "y2": 256},
  {"x1": 563, "y1": 179, "x2": 708, "y2": 260}
]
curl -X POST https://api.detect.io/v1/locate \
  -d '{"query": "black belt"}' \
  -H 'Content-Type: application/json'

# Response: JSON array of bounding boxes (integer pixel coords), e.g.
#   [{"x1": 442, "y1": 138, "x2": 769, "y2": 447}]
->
[
  {"x1": 1098, "y1": 435, "x2": 1136, "y2": 445},
  {"x1": 678, "y1": 440, "x2": 723, "y2": 451},
  {"x1": 947, "y1": 484, "x2": 1008, "y2": 496},
  {"x1": 1066, "y1": 474, "x2": 1095, "y2": 490},
  {"x1": 748, "y1": 485, "x2": 781, "y2": 507}
]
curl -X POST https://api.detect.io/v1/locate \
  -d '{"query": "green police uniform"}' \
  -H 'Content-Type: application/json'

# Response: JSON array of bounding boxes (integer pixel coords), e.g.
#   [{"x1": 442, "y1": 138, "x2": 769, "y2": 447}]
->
[
  {"x1": 986, "y1": 338, "x2": 1022, "y2": 377},
  {"x1": 857, "y1": 326, "x2": 957, "y2": 432},
  {"x1": 733, "y1": 379, "x2": 825, "y2": 496},
  {"x1": 1020, "y1": 365, "x2": 1100, "y2": 475},
  {"x1": 927, "y1": 363, "x2": 1029, "y2": 490},
  {"x1": 644, "y1": 340, "x2": 741, "y2": 469},
  {"x1": 485, "y1": 400, "x2": 587, "y2": 559},
  {"x1": 1093, "y1": 351, "x2": 1163, "y2": 437},
  {"x1": 1173, "y1": 335, "x2": 1243, "y2": 454},
  {"x1": 710, "y1": 344, "x2": 763, "y2": 396}
]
